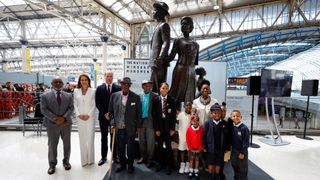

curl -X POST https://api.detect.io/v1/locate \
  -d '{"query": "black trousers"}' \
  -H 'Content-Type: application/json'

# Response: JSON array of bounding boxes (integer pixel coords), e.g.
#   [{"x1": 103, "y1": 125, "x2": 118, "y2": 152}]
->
[
  {"x1": 155, "y1": 133, "x2": 173, "y2": 168},
  {"x1": 99, "y1": 120, "x2": 117, "y2": 160},
  {"x1": 117, "y1": 129, "x2": 135, "y2": 168}
]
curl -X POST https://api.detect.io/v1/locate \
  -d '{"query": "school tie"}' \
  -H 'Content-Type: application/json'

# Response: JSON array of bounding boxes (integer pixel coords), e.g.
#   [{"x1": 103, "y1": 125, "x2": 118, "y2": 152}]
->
[
  {"x1": 57, "y1": 91, "x2": 61, "y2": 105},
  {"x1": 162, "y1": 97, "x2": 167, "y2": 115}
]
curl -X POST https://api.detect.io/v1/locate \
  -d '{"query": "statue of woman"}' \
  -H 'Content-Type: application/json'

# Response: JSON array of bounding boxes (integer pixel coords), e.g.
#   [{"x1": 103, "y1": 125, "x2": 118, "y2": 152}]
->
[{"x1": 168, "y1": 16, "x2": 199, "y2": 107}]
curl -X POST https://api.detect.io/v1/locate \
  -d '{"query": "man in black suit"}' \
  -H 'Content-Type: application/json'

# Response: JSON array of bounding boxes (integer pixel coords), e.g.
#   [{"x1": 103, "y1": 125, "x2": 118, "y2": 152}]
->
[
  {"x1": 153, "y1": 82, "x2": 176, "y2": 175},
  {"x1": 96, "y1": 71, "x2": 121, "y2": 166}
]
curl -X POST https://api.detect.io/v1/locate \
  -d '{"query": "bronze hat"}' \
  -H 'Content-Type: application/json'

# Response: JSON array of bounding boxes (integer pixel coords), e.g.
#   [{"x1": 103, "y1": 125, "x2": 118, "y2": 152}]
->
[{"x1": 153, "y1": 2, "x2": 169, "y2": 16}]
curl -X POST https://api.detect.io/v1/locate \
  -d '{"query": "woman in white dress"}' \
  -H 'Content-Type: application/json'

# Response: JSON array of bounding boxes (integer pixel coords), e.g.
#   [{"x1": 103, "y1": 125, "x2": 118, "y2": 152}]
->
[
  {"x1": 73, "y1": 74, "x2": 96, "y2": 167},
  {"x1": 193, "y1": 83, "x2": 218, "y2": 127}
]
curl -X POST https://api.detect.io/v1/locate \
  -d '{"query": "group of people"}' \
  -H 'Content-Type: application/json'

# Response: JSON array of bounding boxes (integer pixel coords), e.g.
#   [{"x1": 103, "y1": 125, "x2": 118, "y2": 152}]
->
[{"x1": 40, "y1": 70, "x2": 249, "y2": 180}]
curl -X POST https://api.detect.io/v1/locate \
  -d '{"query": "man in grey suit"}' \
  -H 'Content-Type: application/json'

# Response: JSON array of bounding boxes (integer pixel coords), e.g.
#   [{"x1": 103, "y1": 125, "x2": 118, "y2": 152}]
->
[
  {"x1": 40, "y1": 77, "x2": 74, "y2": 175},
  {"x1": 150, "y1": 2, "x2": 171, "y2": 93},
  {"x1": 137, "y1": 80, "x2": 157, "y2": 168},
  {"x1": 108, "y1": 77, "x2": 141, "y2": 174}
]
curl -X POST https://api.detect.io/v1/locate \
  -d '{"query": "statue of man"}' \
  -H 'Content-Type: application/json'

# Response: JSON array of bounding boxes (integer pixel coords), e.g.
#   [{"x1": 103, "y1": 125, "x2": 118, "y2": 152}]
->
[{"x1": 149, "y1": 2, "x2": 171, "y2": 93}]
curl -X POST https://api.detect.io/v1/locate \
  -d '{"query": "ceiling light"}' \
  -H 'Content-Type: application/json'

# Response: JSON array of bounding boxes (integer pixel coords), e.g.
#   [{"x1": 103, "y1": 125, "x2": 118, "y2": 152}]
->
[{"x1": 213, "y1": 5, "x2": 220, "y2": 10}]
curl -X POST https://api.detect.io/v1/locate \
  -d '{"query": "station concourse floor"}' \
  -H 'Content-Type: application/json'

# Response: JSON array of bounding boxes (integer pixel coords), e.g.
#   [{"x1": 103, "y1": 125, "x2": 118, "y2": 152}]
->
[{"x1": 0, "y1": 131, "x2": 319, "y2": 180}]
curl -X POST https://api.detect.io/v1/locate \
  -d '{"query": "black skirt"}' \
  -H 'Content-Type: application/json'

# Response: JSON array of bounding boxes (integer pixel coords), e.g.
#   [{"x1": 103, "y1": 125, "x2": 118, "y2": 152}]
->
[{"x1": 206, "y1": 151, "x2": 224, "y2": 166}]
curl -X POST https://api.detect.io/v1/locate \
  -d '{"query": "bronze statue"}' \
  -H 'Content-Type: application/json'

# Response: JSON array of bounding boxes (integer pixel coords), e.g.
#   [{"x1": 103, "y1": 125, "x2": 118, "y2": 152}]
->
[
  {"x1": 168, "y1": 16, "x2": 199, "y2": 107},
  {"x1": 149, "y1": 2, "x2": 171, "y2": 93}
]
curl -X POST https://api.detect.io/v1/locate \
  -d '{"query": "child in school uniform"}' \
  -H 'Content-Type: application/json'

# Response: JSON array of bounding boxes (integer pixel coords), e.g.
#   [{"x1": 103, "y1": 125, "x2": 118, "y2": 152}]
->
[
  {"x1": 153, "y1": 82, "x2": 177, "y2": 175},
  {"x1": 186, "y1": 113, "x2": 203, "y2": 179},
  {"x1": 230, "y1": 110, "x2": 249, "y2": 180},
  {"x1": 177, "y1": 102, "x2": 193, "y2": 174},
  {"x1": 203, "y1": 103, "x2": 228, "y2": 180}
]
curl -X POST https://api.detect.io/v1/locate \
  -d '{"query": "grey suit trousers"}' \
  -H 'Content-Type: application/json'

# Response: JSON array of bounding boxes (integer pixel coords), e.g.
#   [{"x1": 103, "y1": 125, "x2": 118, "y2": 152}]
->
[
  {"x1": 47, "y1": 124, "x2": 72, "y2": 167},
  {"x1": 139, "y1": 118, "x2": 155, "y2": 161}
]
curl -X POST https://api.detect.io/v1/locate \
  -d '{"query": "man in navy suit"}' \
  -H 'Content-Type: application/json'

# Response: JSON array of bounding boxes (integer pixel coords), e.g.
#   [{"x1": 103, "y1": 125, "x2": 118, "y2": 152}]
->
[{"x1": 96, "y1": 71, "x2": 121, "y2": 166}]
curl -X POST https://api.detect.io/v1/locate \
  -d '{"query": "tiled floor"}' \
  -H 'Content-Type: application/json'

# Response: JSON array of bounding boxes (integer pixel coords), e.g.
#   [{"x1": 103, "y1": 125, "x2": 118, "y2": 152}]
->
[{"x1": 0, "y1": 131, "x2": 319, "y2": 180}]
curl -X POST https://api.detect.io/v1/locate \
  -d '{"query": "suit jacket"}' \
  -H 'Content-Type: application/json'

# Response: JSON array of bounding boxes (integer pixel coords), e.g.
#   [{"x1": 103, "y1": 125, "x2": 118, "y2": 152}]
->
[
  {"x1": 108, "y1": 90, "x2": 142, "y2": 137},
  {"x1": 73, "y1": 88, "x2": 96, "y2": 121},
  {"x1": 149, "y1": 21, "x2": 170, "y2": 68},
  {"x1": 203, "y1": 119, "x2": 228, "y2": 153},
  {"x1": 139, "y1": 92, "x2": 157, "y2": 129},
  {"x1": 152, "y1": 95, "x2": 176, "y2": 133},
  {"x1": 40, "y1": 90, "x2": 74, "y2": 128},
  {"x1": 95, "y1": 83, "x2": 121, "y2": 125}
]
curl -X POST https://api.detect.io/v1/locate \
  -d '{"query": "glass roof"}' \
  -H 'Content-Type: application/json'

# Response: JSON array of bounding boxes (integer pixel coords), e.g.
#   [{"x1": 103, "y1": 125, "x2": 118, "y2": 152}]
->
[{"x1": 0, "y1": 0, "x2": 26, "y2": 6}]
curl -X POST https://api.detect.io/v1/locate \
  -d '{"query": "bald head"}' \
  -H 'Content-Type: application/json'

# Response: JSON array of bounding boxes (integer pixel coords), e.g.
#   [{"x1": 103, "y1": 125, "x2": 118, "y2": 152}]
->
[{"x1": 51, "y1": 76, "x2": 64, "y2": 91}]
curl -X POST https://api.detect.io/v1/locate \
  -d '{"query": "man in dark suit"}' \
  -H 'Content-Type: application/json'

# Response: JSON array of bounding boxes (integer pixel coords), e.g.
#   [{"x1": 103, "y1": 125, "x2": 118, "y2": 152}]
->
[
  {"x1": 150, "y1": 2, "x2": 171, "y2": 93},
  {"x1": 153, "y1": 82, "x2": 176, "y2": 175},
  {"x1": 108, "y1": 77, "x2": 141, "y2": 174},
  {"x1": 40, "y1": 77, "x2": 74, "y2": 175},
  {"x1": 95, "y1": 71, "x2": 121, "y2": 166}
]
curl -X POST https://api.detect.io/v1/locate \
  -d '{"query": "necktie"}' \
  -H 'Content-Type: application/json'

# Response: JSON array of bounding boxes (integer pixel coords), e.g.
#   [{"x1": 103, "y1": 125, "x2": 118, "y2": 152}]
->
[
  {"x1": 162, "y1": 97, "x2": 167, "y2": 115},
  {"x1": 107, "y1": 84, "x2": 111, "y2": 95},
  {"x1": 57, "y1": 91, "x2": 61, "y2": 105}
]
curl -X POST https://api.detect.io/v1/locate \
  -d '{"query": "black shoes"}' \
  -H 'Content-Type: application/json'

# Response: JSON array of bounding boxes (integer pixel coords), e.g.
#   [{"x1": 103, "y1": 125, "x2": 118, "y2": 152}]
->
[
  {"x1": 113, "y1": 158, "x2": 120, "y2": 164},
  {"x1": 115, "y1": 166, "x2": 126, "y2": 173},
  {"x1": 166, "y1": 168, "x2": 171, "y2": 175},
  {"x1": 47, "y1": 167, "x2": 55, "y2": 175},
  {"x1": 155, "y1": 164, "x2": 163, "y2": 172},
  {"x1": 146, "y1": 161, "x2": 154, "y2": 168},
  {"x1": 63, "y1": 163, "x2": 72, "y2": 170},
  {"x1": 98, "y1": 159, "x2": 106, "y2": 166},
  {"x1": 127, "y1": 166, "x2": 134, "y2": 174}
]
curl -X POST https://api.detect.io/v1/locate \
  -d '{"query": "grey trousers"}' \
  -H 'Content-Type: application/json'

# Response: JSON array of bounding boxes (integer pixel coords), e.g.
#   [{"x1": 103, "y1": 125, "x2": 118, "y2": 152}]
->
[
  {"x1": 231, "y1": 150, "x2": 248, "y2": 180},
  {"x1": 139, "y1": 125, "x2": 155, "y2": 162},
  {"x1": 46, "y1": 124, "x2": 71, "y2": 167}
]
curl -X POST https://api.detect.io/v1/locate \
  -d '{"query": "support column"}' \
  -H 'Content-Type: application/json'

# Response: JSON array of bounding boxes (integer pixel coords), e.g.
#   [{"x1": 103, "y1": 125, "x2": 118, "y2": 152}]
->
[
  {"x1": 1, "y1": 50, "x2": 8, "y2": 72},
  {"x1": 20, "y1": 21, "x2": 29, "y2": 73},
  {"x1": 101, "y1": 35, "x2": 108, "y2": 73}
]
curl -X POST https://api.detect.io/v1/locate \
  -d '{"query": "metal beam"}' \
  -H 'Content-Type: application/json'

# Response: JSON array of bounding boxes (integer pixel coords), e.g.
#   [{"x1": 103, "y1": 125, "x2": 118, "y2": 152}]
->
[
  {"x1": 134, "y1": 0, "x2": 154, "y2": 16},
  {"x1": 25, "y1": 0, "x2": 130, "y2": 44}
]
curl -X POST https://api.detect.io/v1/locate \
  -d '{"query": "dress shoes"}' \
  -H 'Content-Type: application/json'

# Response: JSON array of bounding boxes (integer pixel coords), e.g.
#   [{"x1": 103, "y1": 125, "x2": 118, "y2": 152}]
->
[
  {"x1": 127, "y1": 166, "x2": 134, "y2": 174},
  {"x1": 112, "y1": 158, "x2": 120, "y2": 164},
  {"x1": 47, "y1": 167, "x2": 55, "y2": 175},
  {"x1": 115, "y1": 166, "x2": 126, "y2": 173},
  {"x1": 166, "y1": 168, "x2": 172, "y2": 175},
  {"x1": 155, "y1": 164, "x2": 163, "y2": 172},
  {"x1": 146, "y1": 161, "x2": 154, "y2": 168},
  {"x1": 98, "y1": 159, "x2": 106, "y2": 166},
  {"x1": 63, "y1": 163, "x2": 72, "y2": 170}
]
